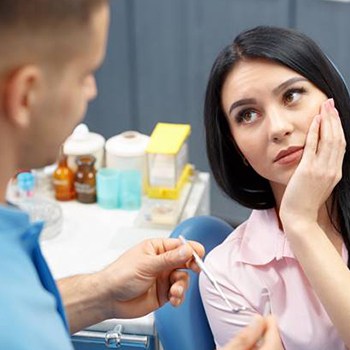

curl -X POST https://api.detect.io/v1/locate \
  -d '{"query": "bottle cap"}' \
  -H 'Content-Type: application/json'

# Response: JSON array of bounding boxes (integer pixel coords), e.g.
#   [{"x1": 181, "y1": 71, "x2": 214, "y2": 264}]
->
[
  {"x1": 105, "y1": 131, "x2": 150, "y2": 157},
  {"x1": 76, "y1": 154, "x2": 96, "y2": 166}
]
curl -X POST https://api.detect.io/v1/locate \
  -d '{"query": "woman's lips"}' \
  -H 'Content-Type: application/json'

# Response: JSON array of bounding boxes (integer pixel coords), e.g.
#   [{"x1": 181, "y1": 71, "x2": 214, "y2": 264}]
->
[{"x1": 274, "y1": 147, "x2": 304, "y2": 165}]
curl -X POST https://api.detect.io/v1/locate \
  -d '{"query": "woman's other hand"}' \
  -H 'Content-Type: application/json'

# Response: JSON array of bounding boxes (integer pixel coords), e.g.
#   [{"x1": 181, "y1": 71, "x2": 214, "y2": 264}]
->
[{"x1": 280, "y1": 98, "x2": 346, "y2": 228}]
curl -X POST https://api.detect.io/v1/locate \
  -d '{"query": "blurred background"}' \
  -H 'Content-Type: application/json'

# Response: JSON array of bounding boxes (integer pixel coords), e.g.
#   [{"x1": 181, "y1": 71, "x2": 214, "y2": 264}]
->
[{"x1": 84, "y1": 0, "x2": 350, "y2": 227}]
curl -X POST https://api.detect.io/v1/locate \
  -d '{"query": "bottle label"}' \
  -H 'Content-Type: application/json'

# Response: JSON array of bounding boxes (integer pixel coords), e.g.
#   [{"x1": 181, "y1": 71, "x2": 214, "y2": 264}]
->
[
  {"x1": 53, "y1": 179, "x2": 70, "y2": 186},
  {"x1": 74, "y1": 182, "x2": 95, "y2": 194}
]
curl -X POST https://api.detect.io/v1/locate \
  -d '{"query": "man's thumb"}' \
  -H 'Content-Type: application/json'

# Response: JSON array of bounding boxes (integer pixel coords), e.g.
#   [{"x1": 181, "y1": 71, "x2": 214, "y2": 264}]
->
[{"x1": 149, "y1": 244, "x2": 193, "y2": 274}]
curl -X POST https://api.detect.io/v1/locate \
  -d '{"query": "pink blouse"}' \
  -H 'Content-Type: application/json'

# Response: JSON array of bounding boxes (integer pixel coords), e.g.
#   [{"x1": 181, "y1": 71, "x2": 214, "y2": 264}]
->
[{"x1": 199, "y1": 209, "x2": 347, "y2": 349}]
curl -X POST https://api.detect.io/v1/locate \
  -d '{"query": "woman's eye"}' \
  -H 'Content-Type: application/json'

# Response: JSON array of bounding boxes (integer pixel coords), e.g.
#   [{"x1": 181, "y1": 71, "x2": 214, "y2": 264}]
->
[
  {"x1": 236, "y1": 110, "x2": 260, "y2": 124},
  {"x1": 283, "y1": 87, "x2": 306, "y2": 105}
]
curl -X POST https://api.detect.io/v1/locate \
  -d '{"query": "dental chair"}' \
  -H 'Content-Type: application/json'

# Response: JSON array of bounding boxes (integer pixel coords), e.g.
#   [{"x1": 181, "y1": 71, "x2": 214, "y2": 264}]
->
[{"x1": 154, "y1": 215, "x2": 234, "y2": 350}]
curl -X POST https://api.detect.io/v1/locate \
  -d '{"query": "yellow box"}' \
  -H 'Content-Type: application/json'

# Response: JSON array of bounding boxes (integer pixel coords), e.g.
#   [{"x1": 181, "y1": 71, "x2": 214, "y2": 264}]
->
[{"x1": 146, "y1": 123, "x2": 191, "y2": 199}]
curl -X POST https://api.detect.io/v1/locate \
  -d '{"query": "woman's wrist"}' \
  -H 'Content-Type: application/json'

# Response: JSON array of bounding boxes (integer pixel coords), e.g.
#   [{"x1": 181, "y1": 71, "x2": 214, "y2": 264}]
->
[{"x1": 281, "y1": 216, "x2": 320, "y2": 241}]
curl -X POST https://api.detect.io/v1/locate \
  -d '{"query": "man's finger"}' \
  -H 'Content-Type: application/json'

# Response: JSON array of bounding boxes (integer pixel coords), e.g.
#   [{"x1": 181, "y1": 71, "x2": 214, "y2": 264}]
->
[
  {"x1": 261, "y1": 316, "x2": 283, "y2": 349},
  {"x1": 222, "y1": 315, "x2": 265, "y2": 350},
  {"x1": 168, "y1": 274, "x2": 189, "y2": 307},
  {"x1": 148, "y1": 239, "x2": 204, "y2": 274}
]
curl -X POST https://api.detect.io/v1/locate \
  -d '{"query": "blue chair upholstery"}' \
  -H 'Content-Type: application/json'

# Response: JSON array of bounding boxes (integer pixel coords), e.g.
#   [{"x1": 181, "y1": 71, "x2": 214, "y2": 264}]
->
[{"x1": 155, "y1": 215, "x2": 233, "y2": 350}]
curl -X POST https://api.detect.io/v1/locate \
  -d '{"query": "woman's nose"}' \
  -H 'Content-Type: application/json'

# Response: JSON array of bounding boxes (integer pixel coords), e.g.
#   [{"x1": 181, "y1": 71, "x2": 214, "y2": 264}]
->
[{"x1": 267, "y1": 108, "x2": 294, "y2": 143}]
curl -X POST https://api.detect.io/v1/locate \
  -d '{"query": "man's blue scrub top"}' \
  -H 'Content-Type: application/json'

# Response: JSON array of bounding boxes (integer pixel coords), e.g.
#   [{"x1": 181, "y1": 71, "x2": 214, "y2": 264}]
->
[{"x1": 0, "y1": 204, "x2": 74, "y2": 349}]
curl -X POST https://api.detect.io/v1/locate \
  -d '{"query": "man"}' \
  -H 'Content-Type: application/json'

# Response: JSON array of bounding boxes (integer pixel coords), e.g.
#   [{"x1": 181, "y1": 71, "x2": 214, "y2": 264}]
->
[
  {"x1": 0, "y1": 1, "x2": 203, "y2": 348},
  {"x1": 0, "y1": 1, "x2": 281, "y2": 349}
]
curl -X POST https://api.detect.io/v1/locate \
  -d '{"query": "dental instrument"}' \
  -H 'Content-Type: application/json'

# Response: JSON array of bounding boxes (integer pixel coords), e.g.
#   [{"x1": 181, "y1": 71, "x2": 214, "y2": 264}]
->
[{"x1": 179, "y1": 234, "x2": 246, "y2": 314}]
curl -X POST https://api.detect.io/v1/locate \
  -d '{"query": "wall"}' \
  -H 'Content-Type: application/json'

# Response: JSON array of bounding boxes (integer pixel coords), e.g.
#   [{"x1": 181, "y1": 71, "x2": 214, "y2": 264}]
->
[{"x1": 84, "y1": 0, "x2": 350, "y2": 225}]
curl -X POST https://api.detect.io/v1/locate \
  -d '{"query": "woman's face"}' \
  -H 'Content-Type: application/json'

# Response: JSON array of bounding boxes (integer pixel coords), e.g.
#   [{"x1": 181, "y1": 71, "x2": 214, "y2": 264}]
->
[{"x1": 221, "y1": 59, "x2": 328, "y2": 191}]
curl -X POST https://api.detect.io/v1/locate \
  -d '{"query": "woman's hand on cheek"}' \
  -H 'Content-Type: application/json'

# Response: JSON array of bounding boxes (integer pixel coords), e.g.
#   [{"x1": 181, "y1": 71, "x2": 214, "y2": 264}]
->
[{"x1": 280, "y1": 98, "x2": 346, "y2": 228}]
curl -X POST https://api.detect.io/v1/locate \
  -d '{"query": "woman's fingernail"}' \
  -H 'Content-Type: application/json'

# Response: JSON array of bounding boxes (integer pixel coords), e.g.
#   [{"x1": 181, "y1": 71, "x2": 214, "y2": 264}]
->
[
  {"x1": 323, "y1": 99, "x2": 332, "y2": 112},
  {"x1": 329, "y1": 98, "x2": 335, "y2": 108}
]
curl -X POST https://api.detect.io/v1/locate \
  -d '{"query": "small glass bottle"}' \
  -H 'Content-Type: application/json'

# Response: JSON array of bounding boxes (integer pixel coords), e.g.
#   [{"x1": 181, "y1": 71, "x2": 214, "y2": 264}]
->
[
  {"x1": 53, "y1": 147, "x2": 76, "y2": 201},
  {"x1": 74, "y1": 155, "x2": 97, "y2": 204}
]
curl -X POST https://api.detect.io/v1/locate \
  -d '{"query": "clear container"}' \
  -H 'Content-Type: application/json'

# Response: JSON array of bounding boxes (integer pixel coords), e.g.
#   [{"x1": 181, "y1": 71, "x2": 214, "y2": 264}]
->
[
  {"x1": 139, "y1": 197, "x2": 182, "y2": 226},
  {"x1": 6, "y1": 171, "x2": 63, "y2": 240},
  {"x1": 17, "y1": 198, "x2": 63, "y2": 240},
  {"x1": 32, "y1": 164, "x2": 56, "y2": 198},
  {"x1": 147, "y1": 142, "x2": 188, "y2": 188}
]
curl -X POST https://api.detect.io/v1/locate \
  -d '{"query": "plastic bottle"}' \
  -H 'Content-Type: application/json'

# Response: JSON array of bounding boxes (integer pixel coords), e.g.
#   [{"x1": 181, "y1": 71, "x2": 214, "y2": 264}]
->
[
  {"x1": 74, "y1": 155, "x2": 97, "y2": 203},
  {"x1": 17, "y1": 172, "x2": 36, "y2": 199},
  {"x1": 53, "y1": 147, "x2": 76, "y2": 201}
]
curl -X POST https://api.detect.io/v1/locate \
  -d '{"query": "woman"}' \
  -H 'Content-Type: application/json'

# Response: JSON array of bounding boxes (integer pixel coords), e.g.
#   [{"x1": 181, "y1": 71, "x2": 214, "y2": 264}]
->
[{"x1": 199, "y1": 26, "x2": 350, "y2": 349}]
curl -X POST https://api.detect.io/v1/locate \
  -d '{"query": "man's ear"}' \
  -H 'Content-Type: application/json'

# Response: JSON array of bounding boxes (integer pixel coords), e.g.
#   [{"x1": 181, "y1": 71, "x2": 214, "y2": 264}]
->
[{"x1": 3, "y1": 65, "x2": 42, "y2": 128}]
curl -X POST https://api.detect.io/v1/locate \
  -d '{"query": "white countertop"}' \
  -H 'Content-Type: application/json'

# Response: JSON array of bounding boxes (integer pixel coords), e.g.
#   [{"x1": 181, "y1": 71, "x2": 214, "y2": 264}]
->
[
  {"x1": 40, "y1": 172, "x2": 209, "y2": 334},
  {"x1": 41, "y1": 202, "x2": 169, "y2": 279}
]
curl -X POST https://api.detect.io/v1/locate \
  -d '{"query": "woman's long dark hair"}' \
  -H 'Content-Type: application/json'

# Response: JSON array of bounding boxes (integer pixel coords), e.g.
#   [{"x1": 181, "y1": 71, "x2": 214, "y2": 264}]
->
[{"x1": 204, "y1": 26, "x2": 350, "y2": 266}]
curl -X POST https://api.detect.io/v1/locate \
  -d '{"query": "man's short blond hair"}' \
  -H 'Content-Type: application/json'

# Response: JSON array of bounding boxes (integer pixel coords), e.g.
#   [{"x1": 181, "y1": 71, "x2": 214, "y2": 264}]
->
[
  {"x1": 0, "y1": 0, "x2": 108, "y2": 72},
  {"x1": 0, "y1": 0, "x2": 108, "y2": 33}
]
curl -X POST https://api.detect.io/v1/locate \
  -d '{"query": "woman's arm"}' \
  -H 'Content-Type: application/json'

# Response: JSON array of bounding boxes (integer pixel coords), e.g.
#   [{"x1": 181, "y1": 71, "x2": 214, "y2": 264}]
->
[
  {"x1": 282, "y1": 221, "x2": 350, "y2": 346},
  {"x1": 280, "y1": 99, "x2": 350, "y2": 345}
]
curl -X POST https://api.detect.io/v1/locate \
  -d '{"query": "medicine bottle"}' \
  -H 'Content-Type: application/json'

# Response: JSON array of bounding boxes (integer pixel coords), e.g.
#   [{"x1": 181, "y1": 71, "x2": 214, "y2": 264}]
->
[
  {"x1": 53, "y1": 148, "x2": 76, "y2": 201},
  {"x1": 74, "y1": 155, "x2": 97, "y2": 203}
]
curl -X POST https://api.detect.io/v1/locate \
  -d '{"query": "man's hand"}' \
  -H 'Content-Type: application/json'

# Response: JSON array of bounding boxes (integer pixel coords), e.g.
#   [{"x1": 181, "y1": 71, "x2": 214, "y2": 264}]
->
[
  {"x1": 99, "y1": 237, "x2": 204, "y2": 319},
  {"x1": 221, "y1": 315, "x2": 283, "y2": 350}
]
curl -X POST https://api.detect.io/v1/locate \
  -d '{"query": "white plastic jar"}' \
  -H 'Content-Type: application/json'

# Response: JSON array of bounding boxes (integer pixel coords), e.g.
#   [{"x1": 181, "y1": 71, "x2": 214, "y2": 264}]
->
[
  {"x1": 63, "y1": 124, "x2": 105, "y2": 172},
  {"x1": 105, "y1": 131, "x2": 150, "y2": 185}
]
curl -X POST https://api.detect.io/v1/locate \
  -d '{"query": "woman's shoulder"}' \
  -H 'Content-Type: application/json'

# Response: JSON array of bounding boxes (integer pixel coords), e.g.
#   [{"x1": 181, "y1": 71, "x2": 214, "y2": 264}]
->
[
  {"x1": 203, "y1": 218, "x2": 248, "y2": 266},
  {"x1": 204, "y1": 208, "x2": 279, "y2": 268}
]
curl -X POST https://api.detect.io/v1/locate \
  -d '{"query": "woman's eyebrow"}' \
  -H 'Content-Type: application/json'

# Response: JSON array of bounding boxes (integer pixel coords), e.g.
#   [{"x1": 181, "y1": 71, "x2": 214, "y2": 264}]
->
[
  {"x1": 228, "y1": 98, "x2": 257, "y2": 115},
  {"x1": 228, "y1": 77, "x2": 308, "y2": 115},
  {"x1": 272, "y1": 77, "x2": 308, "y2": 95}
]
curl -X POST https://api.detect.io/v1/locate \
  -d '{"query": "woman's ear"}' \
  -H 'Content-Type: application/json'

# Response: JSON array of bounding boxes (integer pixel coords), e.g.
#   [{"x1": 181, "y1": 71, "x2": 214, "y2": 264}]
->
[{"x1": 3, "y1": 65, "x2": 42, "y2": 128}]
